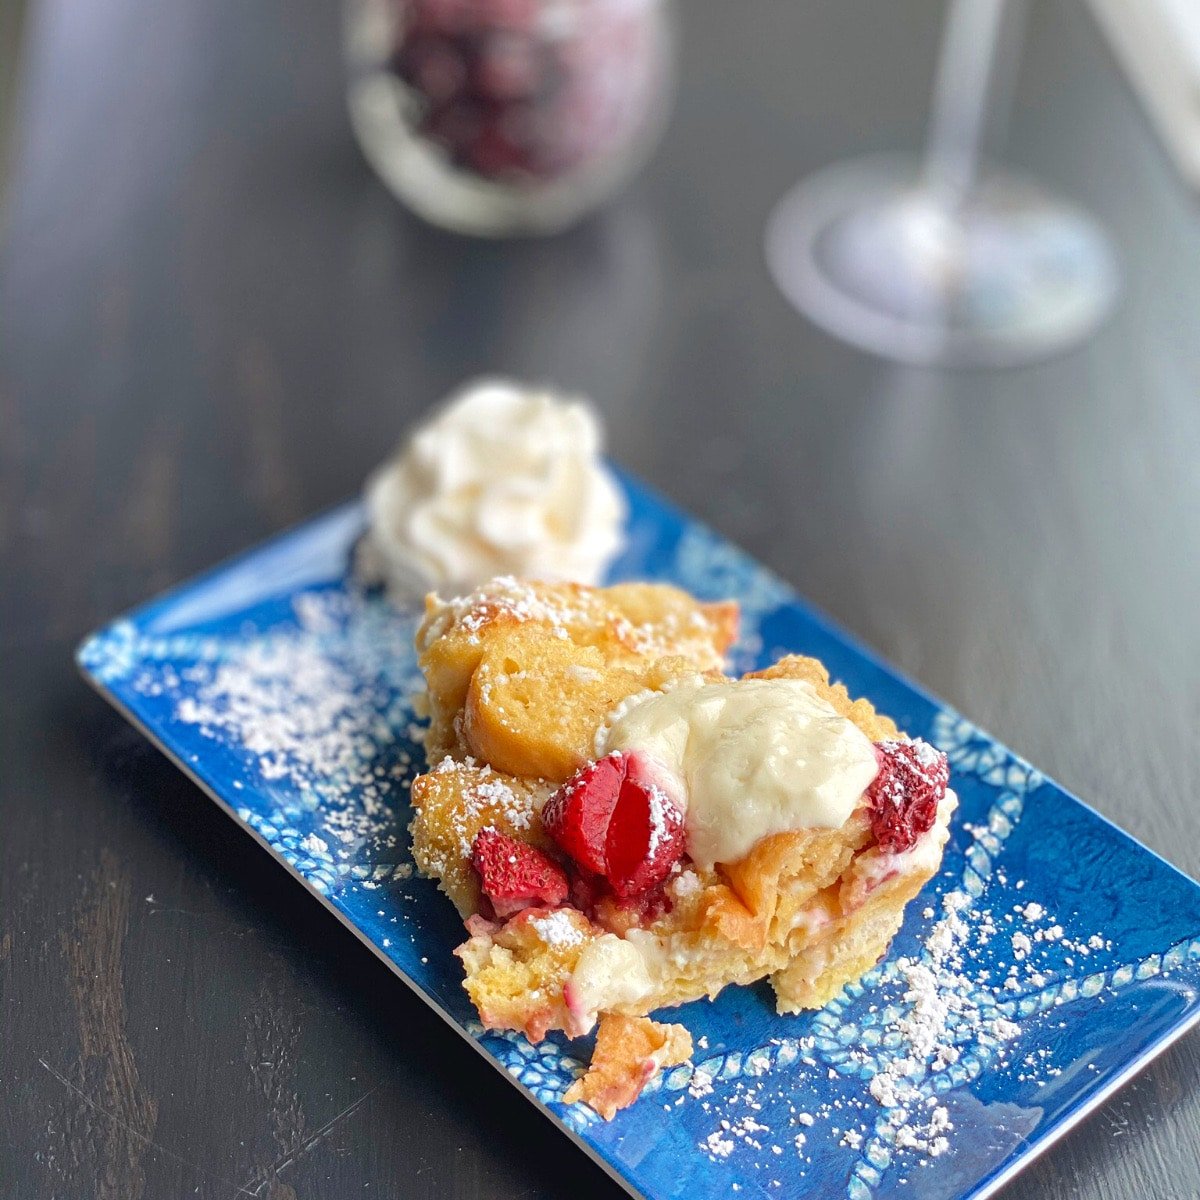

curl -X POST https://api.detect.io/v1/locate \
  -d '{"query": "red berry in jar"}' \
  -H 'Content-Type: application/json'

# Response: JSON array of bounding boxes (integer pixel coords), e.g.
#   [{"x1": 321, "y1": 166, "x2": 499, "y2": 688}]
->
[
  {"x1": 394, "y1": 34, "x2": 470, "y2": 104},
  {"x1": 471, "y1": 32, "x2": 542, "y2": 101},
  {"x1": 348, "y1": 0, "x2": 674, "y2": 226}
]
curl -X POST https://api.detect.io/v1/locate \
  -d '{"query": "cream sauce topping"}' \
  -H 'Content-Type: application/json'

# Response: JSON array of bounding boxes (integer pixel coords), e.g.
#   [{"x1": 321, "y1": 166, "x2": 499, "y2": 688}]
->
[{"x1": 598, "y1": 676, "x2": 879, "y2": 868}]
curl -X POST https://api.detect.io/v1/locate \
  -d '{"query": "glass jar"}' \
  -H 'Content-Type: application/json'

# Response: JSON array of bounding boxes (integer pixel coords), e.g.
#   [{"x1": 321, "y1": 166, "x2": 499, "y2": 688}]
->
[{"x1": 344, "y1": 0, "x2": 676, "y2": 236}]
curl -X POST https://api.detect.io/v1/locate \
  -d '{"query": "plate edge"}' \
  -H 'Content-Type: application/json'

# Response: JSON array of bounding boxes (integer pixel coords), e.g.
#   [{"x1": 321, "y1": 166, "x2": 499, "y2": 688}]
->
[{"x1": 968, "y1": 1002, "x2": 1200, "y2": 1200}]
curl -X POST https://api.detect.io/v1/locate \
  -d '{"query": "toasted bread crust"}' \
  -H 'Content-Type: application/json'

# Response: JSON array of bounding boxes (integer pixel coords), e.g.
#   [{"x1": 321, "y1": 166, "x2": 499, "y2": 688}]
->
[
  {"x1": 747, "y1": 654, "x2": 899, "y2": 742},
  {"x1": 563, "y1": 1014, "x2": 693, "y2": 1119}
]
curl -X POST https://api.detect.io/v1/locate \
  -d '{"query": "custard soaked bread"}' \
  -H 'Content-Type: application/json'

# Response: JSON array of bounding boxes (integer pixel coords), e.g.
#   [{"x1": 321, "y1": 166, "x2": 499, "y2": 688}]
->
[
  {"x1": 415, "y1": 577, "x2": 737, "y2": 773},
  {"x1": 409, "y1": 577, "x2": 955, "y2": 1116}
]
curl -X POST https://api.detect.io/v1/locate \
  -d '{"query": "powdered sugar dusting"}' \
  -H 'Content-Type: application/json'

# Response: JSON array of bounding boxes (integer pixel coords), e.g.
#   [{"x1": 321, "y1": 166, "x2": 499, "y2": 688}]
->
[
  {"x1": 415, "y1": 764, "x2": 540, "y2": 876},
  {"x1": 423, "y1": 576, "x2": 587, "y2": 645},
  {"x1": 855, "y1": 889, "x2": 1016, "y2": 1157},
  {"x1": 702, "y1": 1130, "x2": 734, "y2": 1158},
  {"x1": 683, "y1": 812, "x2": 1139, "y2": 1191},
  {"x1": 645, "y1": 784, "x2": 671, "y2": 856},
  {"x1": 419, "y1": 575, "x2": 728, "y2": 668},
  {"x1": 131, "y1": 589, "x2": 426, "y2": 897},
  {"x1": 530, "y1": 910, "x2": 586, "y2": 948}
]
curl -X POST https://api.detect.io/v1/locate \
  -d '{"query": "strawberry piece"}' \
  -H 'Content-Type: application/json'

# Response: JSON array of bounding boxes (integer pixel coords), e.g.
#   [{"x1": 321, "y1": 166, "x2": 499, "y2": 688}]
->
[
  {"x1": 605, "y1": 758, "x2": 687, "y2": 897},
  {"x1": 470, "y1": 827, "x2": 569, "y2": 919},
  {"x1": 867, "y1": 738, "x2": 950, "y2": 853},
  {"x1": 540, "y1": 753, "x2": 626, "y2": 876},
  {"x1": 542, "y1": 751, "x2": 686, "y2": 899}
]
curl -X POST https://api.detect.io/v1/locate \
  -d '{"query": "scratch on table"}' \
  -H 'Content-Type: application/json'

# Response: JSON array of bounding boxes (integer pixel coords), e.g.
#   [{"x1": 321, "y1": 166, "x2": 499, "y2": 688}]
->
[
  {"x1": 232, "y1": 1085, "x2": 382, "y2": 1198},
  {"x1": 244, "y1": 963, "x2": 308, "y2": 1188},
  {"x1": 38, "y1": 1056, "x2": 258, "y2": 1198}
]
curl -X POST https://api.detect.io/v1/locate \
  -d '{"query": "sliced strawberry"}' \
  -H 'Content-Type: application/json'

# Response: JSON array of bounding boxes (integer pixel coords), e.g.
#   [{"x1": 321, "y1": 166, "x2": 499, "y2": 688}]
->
[
  {"x1": 542, "y1": 751, "x2": 686, "y2": 900},
  {"x1": 470, "y1": 827, "x2": 569, "y2": 918},
  {"x1": 540, "y1": 753, "x2": 626, "y2": 875},
  {"x1": 866, "y1": 738, "x2": 950, "y2": 853},
  {"x1": 605, "y1": 761, "x2": 687, "y2": 897}
]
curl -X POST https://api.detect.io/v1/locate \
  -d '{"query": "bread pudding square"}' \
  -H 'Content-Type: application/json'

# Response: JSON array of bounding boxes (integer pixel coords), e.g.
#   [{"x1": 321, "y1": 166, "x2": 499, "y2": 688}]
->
[{"x1": 408, "y1": 577, "x2": 955, "y2": 1118}]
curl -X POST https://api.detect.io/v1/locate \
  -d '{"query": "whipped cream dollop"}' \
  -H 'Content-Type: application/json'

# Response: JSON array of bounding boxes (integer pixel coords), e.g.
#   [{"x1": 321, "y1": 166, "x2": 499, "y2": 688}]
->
[
  {"x1": 359, "y1": 379, "x2": 626, "y2": 597},
  {"x1": 597, "y1": 676, "x2": 880, "y2": 869}
]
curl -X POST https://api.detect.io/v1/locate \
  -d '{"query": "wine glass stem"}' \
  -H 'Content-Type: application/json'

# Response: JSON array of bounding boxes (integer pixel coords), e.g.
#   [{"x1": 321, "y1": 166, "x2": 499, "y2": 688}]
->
[{"x1": 921, "y1": 0, "x2": 1028, "y2": 210}]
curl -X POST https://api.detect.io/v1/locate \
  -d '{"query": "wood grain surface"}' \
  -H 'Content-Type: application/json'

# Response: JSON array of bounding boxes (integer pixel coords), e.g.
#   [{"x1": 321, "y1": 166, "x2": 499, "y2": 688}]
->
[{"x1": 2, "y1": 1, "x2": 1199, "y2": 1197}]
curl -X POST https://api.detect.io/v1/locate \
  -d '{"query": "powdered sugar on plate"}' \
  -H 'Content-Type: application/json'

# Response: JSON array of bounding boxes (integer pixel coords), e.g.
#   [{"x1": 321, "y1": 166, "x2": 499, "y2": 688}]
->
[
  {"x1": 131, "y1": 588, "x2": 427, "y2": 897},
  {"x1": 688, "y1": 874, "x2": 1131, "y2": 1188}
]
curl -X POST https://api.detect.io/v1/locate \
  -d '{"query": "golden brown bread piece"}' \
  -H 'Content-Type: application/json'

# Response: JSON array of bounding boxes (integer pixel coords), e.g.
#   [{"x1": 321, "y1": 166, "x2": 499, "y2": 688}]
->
[
  {"x1": 415, "y1": 577, "x2": 737, "y2": 765},
  {"x1": 748, "y1": 654, "x2": 899, "y2": 742},
  {"x1": 770, "y1": 866, "x2": 922, "y2": 1012},
  {"x1": 563, "y1": 1014, "x2": 693, "y2": 1119},
  {"x1": 456, "y1": 906, "x2": 597, "y2": 1042},
  {"x1": 410, "y1": 759, "x2": 554, "y2": 916},
  {"x1": 462, "y1": 628, "x2": 704, "y2": 783}
]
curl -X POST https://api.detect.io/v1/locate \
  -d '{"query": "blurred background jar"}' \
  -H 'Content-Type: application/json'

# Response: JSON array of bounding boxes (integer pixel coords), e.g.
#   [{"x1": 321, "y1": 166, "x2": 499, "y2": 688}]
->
[{"x1": 344, "y1": 0, "x2": 676, "y2": 237}]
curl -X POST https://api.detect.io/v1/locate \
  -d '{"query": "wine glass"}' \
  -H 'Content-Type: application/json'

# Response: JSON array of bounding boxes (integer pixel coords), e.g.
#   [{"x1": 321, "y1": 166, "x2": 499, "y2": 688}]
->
[{"x1": 765, "y1": 0, "x2": 1119, "y2": 367}]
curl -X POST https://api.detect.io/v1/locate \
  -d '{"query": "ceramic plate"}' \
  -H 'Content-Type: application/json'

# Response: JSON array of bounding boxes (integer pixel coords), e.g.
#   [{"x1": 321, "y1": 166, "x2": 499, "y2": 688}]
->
[{"x1": 77, "y1": 470, "x2": 1200, "y2": 1200}]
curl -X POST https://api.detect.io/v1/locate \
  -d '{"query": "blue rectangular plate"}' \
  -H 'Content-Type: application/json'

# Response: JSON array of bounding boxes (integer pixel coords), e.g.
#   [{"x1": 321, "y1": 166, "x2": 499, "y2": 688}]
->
[{"x1": 78, "y1": 470, "x2": 1200, "y2": 1200}]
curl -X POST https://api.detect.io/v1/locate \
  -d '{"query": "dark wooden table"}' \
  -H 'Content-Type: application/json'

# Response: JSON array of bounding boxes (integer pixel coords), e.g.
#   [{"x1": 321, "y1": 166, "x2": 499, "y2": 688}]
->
[{"x1": 4, "y1": 1, "x2": 1199, "y2": 1196}]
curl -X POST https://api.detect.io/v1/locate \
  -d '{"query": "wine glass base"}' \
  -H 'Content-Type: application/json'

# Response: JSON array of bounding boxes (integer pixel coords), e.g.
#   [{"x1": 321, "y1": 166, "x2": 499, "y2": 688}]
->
[{"x1": 765, "y1": 154, "x2": 1119, "y2": 368}]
